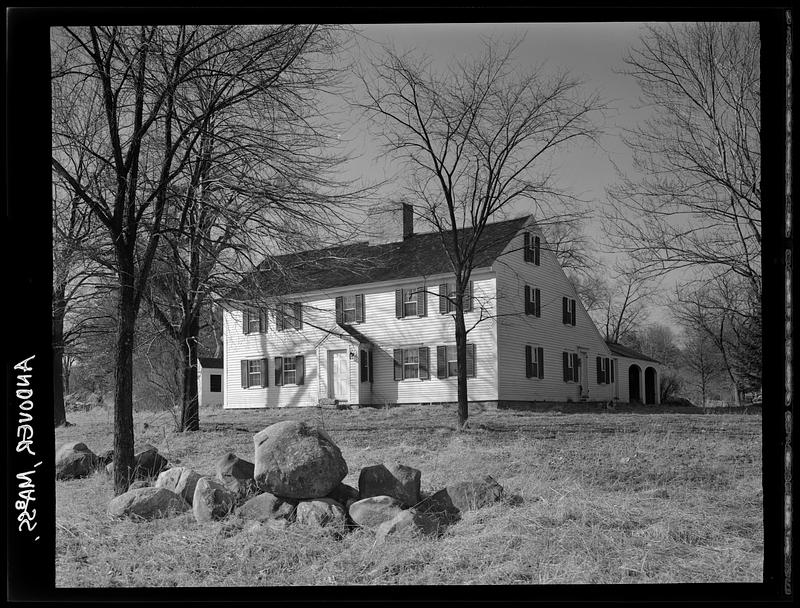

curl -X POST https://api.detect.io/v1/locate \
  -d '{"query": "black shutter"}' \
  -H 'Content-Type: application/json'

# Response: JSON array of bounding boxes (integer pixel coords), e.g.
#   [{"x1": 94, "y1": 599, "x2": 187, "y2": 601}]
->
[
  {"x1": 393, "y1": 349, "x2": 403, "y2": 380},
  {"x1": 356, "y1": 294, "x2": 364, "y2": 323},
  {"x1": 368, "y1": 350, "x2": 374, "y2": 383},
  {"x1": 395, "y1": 290, "x2": 404, "y2": 318},
  {"x1": 437, "y1": 345, "x2": 447, "y2": 378},
  {"x1": 605, "y1": 358, "x2": 611, "y2": 384},
  {"x1": 610, "y1": 359, "x2": 615, "y2": 383},
  {"x1": 242, "y1": 310, "x2": 250, "y2": 334},
  {"x1": 464, "y1": 281, "x2": 473, "y2": 312},
  {"x1": 294, "y1": 303, "x2": 303, "y2": 329},
  {"x1": 562, "y1": 297, "x2": 568, "y2": 324},
  {"x1": 535, "y1": 289, "x2": 541, "y2": 317},
  {"x1": 538, "y1": 347, "x2": 544, "y2": 379},
  {"x1": 573, "y1": 354, "x2": 580, "y2": 382},
  {"x1": 439, "y1": 284, "x2": 449, "y2": 314},
  {"x1": 274, "y1": 357, "x2": 283, "y2": 386},
  {"x1": 524, "y1": 285, "x2": 531, "y2": 315},
  {"x1": 597, "y1": 356, "x2": 603, "y2": 384},
  {"x1": 259, "y1": 310, "x2": 268, "y2": 333},
  {"x1": 419, "y1": 347, "x2": 429, "y2": 379},
  {"x1": 466, "y1": 343, "x2": 475, "y2": 378},
  {"x1": 276, "y1": 305, "x2": 284, "y2": 331},
  {"x1": 360, "y1": 350, "x2": 368, "y2": 383},
  {"x1": 525, "y1": 345, "x2": 532, "y2": 378},
  {"x1": 241, "y1": 360, "x2": 249, "y2": 388},
  {"x1": 563, "y1": 352, "x2": 569, "y2": 382},
  {"x1": 523, "y1": 232, "x2": 531, "y2": 262},
  {"x1": 261, "y1": 358, "x2": 269, "y2": 387},
  {"x1": 295, "y1": 355, "x2": 304, "y2": 385},
  {"x1": 335, "y1": 297, "x2": 343, "y2": 324},
  {"x1": 416, "y1": 287, "x2": 427, "y2": 317},
  {"x1": 571, "y1": 300, "x2": 576, "y2": 326},
  {"x1": 534, "y1": 236, "x2": 541, "y2": 265}
]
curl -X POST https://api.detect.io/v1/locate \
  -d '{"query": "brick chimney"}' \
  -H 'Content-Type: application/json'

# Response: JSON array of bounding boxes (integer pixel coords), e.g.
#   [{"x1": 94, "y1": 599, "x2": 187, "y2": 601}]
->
[{"x1": 402, "y1": 203, "x2": 414, "y2": 240}]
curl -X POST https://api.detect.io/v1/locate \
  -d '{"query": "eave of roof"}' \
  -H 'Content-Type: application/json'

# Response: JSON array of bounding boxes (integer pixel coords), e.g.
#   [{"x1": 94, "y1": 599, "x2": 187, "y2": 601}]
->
[{"x1": 605, "y1": 341, "x2": 660, "y2": 364}]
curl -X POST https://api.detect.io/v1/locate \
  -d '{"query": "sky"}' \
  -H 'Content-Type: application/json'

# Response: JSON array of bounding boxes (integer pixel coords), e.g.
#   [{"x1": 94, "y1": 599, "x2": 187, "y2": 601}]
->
[{"x1": 328, "y1": 22, "x2": 684, "y2": 332}]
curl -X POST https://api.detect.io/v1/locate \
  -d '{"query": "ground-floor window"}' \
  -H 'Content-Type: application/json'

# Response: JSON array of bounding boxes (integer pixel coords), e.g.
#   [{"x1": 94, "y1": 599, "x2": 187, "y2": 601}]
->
[
  {"x1": 275, "y1": 355, "x2": 305, "y2": 386},
  {"x1": 562, "y1": 352, "x2": 580, "y2": 382},
  {"x1": 241, "y1": 358, "x2": 267, "y2": 388},
  {"x1": 525, "y1": 345, "x2": 544, "y2": 379},
  {"x1": 210, "y1": 374, "x2": 222, "y2": 392},
  {"x1": 436, "y1": 343, "x2": 476, "y2": 378},
  {"x1": 393, "y1": 347, "x2": 429, "y2": 380}
]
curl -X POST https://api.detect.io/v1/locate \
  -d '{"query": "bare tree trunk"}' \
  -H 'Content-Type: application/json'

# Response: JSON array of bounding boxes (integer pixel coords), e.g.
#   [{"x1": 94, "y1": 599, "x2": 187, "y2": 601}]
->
[
  {"x1": 179, "y1": 316, "x2": 200, "y2": 432},
  {"x1": 454, "y1": 301, "x2": 468, "y2": 429},
  {"x1": 113, "y1": 269, "x2": 136, "y2": 494},
  {"x1": 53, "y1": 288, "x2": 70, "y2": 428}
]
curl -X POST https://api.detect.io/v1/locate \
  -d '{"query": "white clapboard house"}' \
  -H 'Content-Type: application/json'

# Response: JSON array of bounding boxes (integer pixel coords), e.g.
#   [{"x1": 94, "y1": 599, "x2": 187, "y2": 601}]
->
[
  {"x1": 220, "y1": 208, "x2": 660, "y2": 409},
  {"x1": 197, "y1": 357, "x2": 224, "y2": 407}
]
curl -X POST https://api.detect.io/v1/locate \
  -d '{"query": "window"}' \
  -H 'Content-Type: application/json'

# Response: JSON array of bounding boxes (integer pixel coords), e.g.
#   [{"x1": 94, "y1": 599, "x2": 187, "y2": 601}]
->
[
  {"x1": 336, "y1": 294, "x2": 364, "y2": 325},
  {"x1": 395, "y1": 287, "x2": 426, "y2": 318},
  {"x1": 393, "y1": 347, "x2": 430, "y2": 380},
  {"x1": 240, "y1": 358, "x2": 268, "y2": 388},
  {"x1": 562, "y1": 352, "x2": 580, "y2": 382},
  {"x1": 525, "y1": 345, "x2": 544, "y2": 379},
  {"x1": 596, "y1": 357, "x2": 611, "y2": 384},
  {"x1": 274, "y1": 355, "x2": 305, "y2": 386},
  {"x1": 523, "y1": 232, "x2": 541, "y2": 265},
  {"x1": 438, "y1": 282, "x2": 473, "y2": 313},
  {"x1": 277, "y1": 302, "x2": 303, "y2": 331},
  {"x1": 562, "y1": 297, "x2": 576, "y2": 326},
  {"x1": 436, "y1": 344, "x2": 476, "y2": 378},
  {"x1": 210, "y1": 374, "x2": 222, "y2": 393},
  {"x1": 524, "y1": 285, "x2": 541, "y2": 317},
  {"x1": 360, "y1": 349, "x2": 373, "y2": 383},
  {"x1": 242, "y1": 309, "x2": 267, "y2": 334}
]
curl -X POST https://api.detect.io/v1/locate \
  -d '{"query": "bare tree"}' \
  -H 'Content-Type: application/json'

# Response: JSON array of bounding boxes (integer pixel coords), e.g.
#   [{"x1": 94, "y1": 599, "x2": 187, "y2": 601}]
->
[
  {"x1": 595, "y1": 265, "x2": 656, "y2": 344},
  {"x1": 51, "y1": 25, "x2": 359, "y2": 493},
  {"x1": 357, "y1": 37, "x2": 604, "y2": 428},
  {"x1": 682, "y1": 323, "x2": 724, "y2": 407}
]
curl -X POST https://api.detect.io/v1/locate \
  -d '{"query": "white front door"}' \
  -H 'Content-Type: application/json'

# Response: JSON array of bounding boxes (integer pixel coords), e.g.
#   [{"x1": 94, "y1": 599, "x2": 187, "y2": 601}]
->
[{"x1": 328, "y1": 350, "x2": 349, "y2": 401}]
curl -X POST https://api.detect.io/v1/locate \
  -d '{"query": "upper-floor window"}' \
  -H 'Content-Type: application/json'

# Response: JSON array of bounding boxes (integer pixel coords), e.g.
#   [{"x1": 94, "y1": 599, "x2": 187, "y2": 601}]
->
[
  {"x1": 524, "y1": 232, "x2": 541, "y2": 265},
  {"x1": 436, "y1": 343, "x2": 476, "y2": 378},
  {"x1": 524, "y1": 285, "x2": 541, "y2": 317},
  {"x1": 525, "y1": 345, "x2": 544, "y2": 379},
  {"x1": 596, "y1": 356, "x2": 612, "y2": 384},
  {"x1": 274, "y1": 355, "x2": 305, "y2": 386},
  {"x1": 240, "y1": 358, "x2": 268, "y2": 388},
  {"x1": 562, "y1": 352, "x2": 580, "y2": 382},
  {"x1": 210, "y1": 374, "x2": 222, "y2": 393},
  {"x1": 336, "y1": 294, "x2": 364, "y2": 325},
  {"x1": 438, "y1": 281, "x2": 473, "y2": 314},
  {"x1": 395, "y1": 287, "x2": 427, "y2": 318},
  {"x1": 562, "y1": 297, "x2": 576, "y2": 326},
  {"x1": 276, "y1": 302, "x2": 303, "y2": 331},
  {"x1": 393, "y1": 346, "x2": 430, "y2": 380},
  {"x1": 242, "y1": 309, "x2": 267, "y2": 334}
]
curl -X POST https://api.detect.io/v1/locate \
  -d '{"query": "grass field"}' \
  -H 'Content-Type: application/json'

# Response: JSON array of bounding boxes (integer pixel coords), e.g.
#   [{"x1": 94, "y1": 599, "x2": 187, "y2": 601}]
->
[{"x1": 55, "y1": 403, "x2": 763, "y2": 586}]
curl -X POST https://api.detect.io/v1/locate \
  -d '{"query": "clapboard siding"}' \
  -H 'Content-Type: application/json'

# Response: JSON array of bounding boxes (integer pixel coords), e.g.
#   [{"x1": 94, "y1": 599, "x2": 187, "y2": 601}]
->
[
  {"x1": 493, "y1": 222, "x2": 616, "y2": 403},
  {"x1": 223, "y1": 271, "x2": 499, "y2": 407}
]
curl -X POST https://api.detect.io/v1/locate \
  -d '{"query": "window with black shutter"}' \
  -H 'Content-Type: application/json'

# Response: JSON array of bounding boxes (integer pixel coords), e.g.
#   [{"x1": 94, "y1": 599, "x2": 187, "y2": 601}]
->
[
  {"x1": 241, "y1": 359, "x2": 267, "y2": 388},
  {"x1": 360, "y1": 349, "x2": 368, "y2": 383},
  {"x1": 393, "y1": 346, "x2": 431, "y2": 380},
  {"x1": 563, "y1": 352, "x2": 579, "y2": 382},
  {"x1": 397, "y1": 287, "x2": 426, "y2": 318},
  {"x1": 534, "y1": 235, "x2": 541, "y2": 266},
  {"x1": 525, "y1": 286, "x2": 541, "y2": 317},
  {"x1": 436, "y1": 344, "x2": 475, "y2": 378},
  {"x1": 562, "y1": 297, "x2": 576, "y2": 326},
  {"x1": 338, "y1": 294, "x2": 365, "y2": 325}
]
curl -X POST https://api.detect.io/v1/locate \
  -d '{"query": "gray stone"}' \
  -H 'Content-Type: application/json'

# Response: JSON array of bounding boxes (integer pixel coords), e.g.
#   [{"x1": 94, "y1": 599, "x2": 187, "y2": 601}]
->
[
  {"x1": 132, "y1": 445, "x2": 170, "y2": 479},
  {"x1": 193, "y1": 476, "x2": 236, "y2": 523},
  {"x1": 129, "y1": 480, "x2": 150, "y2": 490},
  {"x1": 253, "y1": 421, "x2": 347, "y2": 499},
  {"x1": 295, "y1": 498, "x2": 346, "y2": 528},
  {"x1": 56, "y1": 442, "x2": 99, "y2": 480},
  {"x1": 424, "y1": 475, "x2": 504, "y2": 514},
  {"x1": 348, "y1": 495, "x2": 405, "y2": 529},
  {"x1": 216, "y1": 452, "x2": 259, "y2": 498},
  {"x1": 375, "y1": 508, "x2": 440, "y2": 544},
  {"x1": 107, "y1": 487, "x2": 189, "y2": 520},
  {"x1": 358, "y1": 462, "x2": 421, "y2": 507},
  {"x1": 326, "y1": 482, "x2": 360, "y2": 505},
  {"x1": 237, "y1": 492, "x2": 296, "y2": 523},
  {"x1": 155, "y1": 466, "x2": 202, "y2": 505}
]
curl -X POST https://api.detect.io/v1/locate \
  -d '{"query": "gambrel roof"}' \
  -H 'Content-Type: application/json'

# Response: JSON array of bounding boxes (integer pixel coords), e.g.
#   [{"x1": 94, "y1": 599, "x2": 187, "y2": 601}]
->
[{"x1": 229, "y1": 216, "x2": 529, "y2": 300}]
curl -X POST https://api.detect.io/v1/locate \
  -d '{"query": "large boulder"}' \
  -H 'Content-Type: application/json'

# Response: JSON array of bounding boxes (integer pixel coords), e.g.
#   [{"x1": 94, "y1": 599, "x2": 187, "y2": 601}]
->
[
  {"x1": 423, "y1": 475, "x2": 504, "y2": 514},
  {"x1": 193, "y1": 476, "x2": 236, "y2": 523},
  {"x1": 216, "y1": 452, "x2": 259, "y2": 498},
  {"x1": 295, "y1": 498, "x2": 346, "y2": 528},
  {"x1": 132, "y1": 444, "x2": 170, "y2": 479},
  {"x1": 358, "y1": 463, "x2": 421, "y2": 507},
  {"x1": 155, "y1": 467, "x2": 202, "y2": 505},
  {"x1": 237, "y1": 492, "x2": 296, "y2": 523},
  {"x1": 253, "y1": 421, "x2": 347, "y2": 499},
  {"x1": 56, "y1": 441, "x2": 99, "y2": 480},
  {"x1": 348, "y1": 495, "x2": 405, "y2": 530},
  {"x1": 375, "y1": 509, "x2": 440, "y2": 544},
  {"x1": 107, "y1": 487, "x2": 189, "y2": 520}
]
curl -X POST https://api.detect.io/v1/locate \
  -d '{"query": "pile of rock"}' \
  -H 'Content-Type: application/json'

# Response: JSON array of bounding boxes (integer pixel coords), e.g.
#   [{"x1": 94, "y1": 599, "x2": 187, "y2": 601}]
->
[{"x1": 59, "y1": 419, "x2": 512, "y2": 541}]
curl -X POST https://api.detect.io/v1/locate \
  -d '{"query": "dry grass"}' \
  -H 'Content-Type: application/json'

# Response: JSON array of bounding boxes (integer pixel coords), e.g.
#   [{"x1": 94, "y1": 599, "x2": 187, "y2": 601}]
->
[{"x1": 55, "y1": 404, "x2": 763, "y2": 586}]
